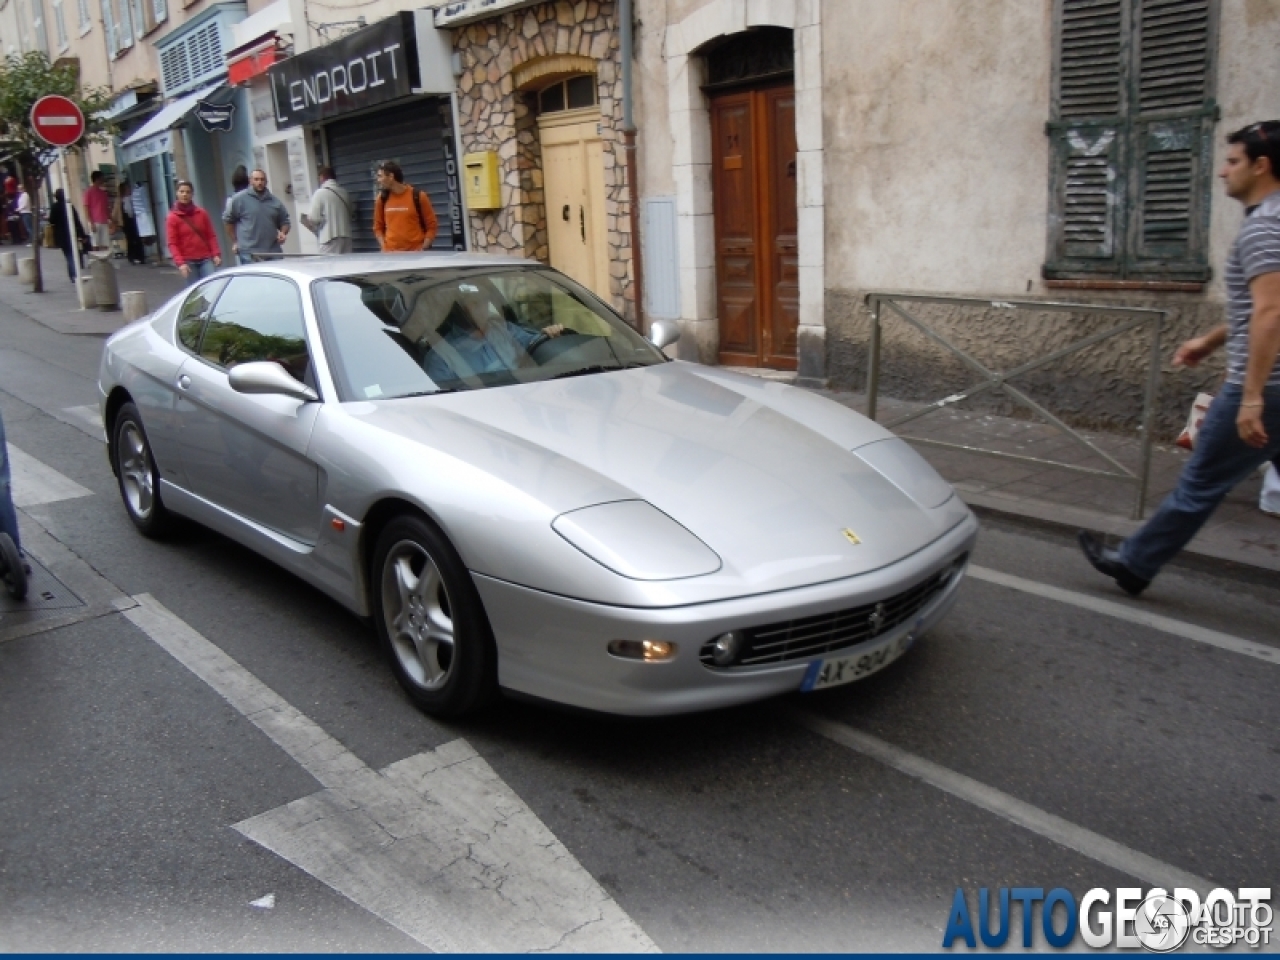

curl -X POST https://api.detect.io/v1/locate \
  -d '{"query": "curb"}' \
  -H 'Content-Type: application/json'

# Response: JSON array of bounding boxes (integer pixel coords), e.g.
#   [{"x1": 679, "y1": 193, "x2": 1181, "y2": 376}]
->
[{"x1": 961, "y1": 489, "x2": 1280, "y2": 576}]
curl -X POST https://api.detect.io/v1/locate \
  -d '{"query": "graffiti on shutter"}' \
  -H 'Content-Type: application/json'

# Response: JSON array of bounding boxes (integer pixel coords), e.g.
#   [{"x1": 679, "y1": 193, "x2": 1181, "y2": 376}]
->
[{"x1": 1060, "y1": 125, "x2": 1120, "y2": 260}]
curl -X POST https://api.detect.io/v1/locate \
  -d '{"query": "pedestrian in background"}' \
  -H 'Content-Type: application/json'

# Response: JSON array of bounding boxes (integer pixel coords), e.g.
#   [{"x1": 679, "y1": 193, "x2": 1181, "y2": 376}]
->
[
  {"x1": 1, "y1": 174, "x2": 16, "y2": 245},
  {"x1": 113, "y1": 181, "x2": 145, "y2": 264},
  {"x1": 223, "y1": 168, "x2": 290, "y2": 264},
  {"x1": 373, "y1": 160, "x2": 437, "y2": 252},
  {"x1": 14, "y1": 181, "x2": 31, "y2": 245},
  {"x1": 84, "y1": 170, "x2": 112, "y2": 251},
  {"x1": 223, "y1": 164, "x2": 249, "y2": 222},
  {"x1": 302, "y1": 166, "x2": 353, "y2": 254},
  {"x1": 1080, "y1": 120, "x2": 1280, "y2": 595},
  {"x1": 166, "y1": 180, "x2": 221, "y2": 286},
  {"x1": 48, "y1": 188, "x2": 87, "y2": 281}
]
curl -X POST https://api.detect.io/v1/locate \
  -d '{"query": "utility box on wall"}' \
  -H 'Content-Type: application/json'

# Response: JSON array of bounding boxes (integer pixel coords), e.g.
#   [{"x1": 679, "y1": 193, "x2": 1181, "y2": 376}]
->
[{"x1": 463, "y1": 151, "x2": 501, "y2": 210}]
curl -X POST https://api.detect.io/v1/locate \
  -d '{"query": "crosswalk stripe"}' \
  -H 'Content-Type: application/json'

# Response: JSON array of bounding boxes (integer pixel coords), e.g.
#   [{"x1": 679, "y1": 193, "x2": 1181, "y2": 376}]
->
[
  {"x1": 8, "y1": 445, "x2": 92, "y2": 507},
  {"x1": 967, "y1": 565, "x2": 1278, "y2": 666},
  {"x1": 118, "y1": 593, "x2": 658, "y2": 953},
  {"x1": 791, "y1": 709, "x2": 1216, "y2": 898}
]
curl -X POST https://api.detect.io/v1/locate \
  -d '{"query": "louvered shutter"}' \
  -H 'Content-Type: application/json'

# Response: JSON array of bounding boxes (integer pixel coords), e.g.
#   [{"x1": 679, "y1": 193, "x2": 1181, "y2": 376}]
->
[
  {"x1": 1127, "y1": 0, "x2": 1214, "y2": 278},
  {"x1": 1047, "y1": 0, "x2": 1128, "y2": 274},
  {"x1": 1046, "y1": 0, "x2": 1217, "y2": 281},
  {"x1": 101, "y1": 0, "x2": 118, "y2": 56}
]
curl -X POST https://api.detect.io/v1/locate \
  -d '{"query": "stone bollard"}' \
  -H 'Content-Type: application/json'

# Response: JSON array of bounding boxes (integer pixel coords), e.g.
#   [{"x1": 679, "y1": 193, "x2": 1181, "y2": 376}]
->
[
  {"x1": 89, "y1": 254, "x2": 119, "y2": 310},
  {"x1": 76, "y1": 276, "x2": 98, "y2": 308},
  {"x1": 0, "y1": 251, "x2": 16, "y2": 276},
  {"x1": 17, "y1": 258, "x2": 36, "y2": 285},
  {"x1": 121, "y1": 290, "x2": 148, "y2": 322}
]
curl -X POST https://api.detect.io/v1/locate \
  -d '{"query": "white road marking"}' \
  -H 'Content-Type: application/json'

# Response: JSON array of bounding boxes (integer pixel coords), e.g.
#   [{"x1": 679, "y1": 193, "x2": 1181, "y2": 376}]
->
[
  {"x1": 967, "y1": 565, "x2": 1278, "y2": 666},
  {"x1": 792, "y1": 710, "x2": 1216, "y2": 898},
  {"x1": 118, "y1": 593, "x2": 657, "y2": 954},
  {"x1": 8, "y1": 445, "x2": 92, "y2": 507},
  {"x1": 61, "y1": 404, "x2": 104, "y2": 437}
]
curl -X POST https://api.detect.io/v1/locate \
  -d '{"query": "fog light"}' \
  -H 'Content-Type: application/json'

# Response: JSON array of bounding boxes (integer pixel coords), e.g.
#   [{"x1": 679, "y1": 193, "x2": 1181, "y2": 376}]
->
[
  {"x1": 608, "y1": 639, "x2": 678, "y2": 662},
  {"x1": 709, "y1": 630, "x2": 745, "y2": 667}
]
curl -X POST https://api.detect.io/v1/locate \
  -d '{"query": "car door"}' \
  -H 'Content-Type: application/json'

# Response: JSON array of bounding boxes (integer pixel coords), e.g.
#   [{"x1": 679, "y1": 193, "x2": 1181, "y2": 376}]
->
[{"x1": 174, "y1": 273, "x2": 323, "y2": 545}]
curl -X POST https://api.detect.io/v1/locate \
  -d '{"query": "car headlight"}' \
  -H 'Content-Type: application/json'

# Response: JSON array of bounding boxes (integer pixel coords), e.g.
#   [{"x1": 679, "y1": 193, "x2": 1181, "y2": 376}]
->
[
  {"x1": 852, "y1": 438, "x2": 954, "y2": 509},
  {"x1": 552, "y1": 500, "x2": 722, "y2": 580}
]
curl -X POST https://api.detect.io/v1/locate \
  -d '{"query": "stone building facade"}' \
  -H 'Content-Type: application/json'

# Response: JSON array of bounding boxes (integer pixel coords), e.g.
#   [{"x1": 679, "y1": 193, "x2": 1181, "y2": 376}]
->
[{"x1": 450, "y1": 1, "x2": 637, "y2": 321}]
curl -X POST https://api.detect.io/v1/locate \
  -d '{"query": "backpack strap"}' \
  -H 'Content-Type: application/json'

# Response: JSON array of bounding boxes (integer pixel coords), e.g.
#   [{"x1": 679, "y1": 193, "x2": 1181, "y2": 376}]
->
[{"x1": 412, "y1": 187, "x2": 427, "y2": 235}]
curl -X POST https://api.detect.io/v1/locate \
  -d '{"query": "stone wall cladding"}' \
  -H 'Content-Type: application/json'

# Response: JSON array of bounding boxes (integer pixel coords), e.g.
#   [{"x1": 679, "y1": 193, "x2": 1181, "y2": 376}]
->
[
  {"x1": 451, "y1": 2, "x2": 634, "y2": 320},
  {"x1": 826, "y1": 288, "x2": 1227, "y2": 442}
]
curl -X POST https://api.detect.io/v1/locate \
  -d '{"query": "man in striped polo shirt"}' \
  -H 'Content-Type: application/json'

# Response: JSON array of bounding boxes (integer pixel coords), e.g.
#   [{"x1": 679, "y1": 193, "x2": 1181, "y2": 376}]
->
[{"x1": 1080, "y1": 121, "x2": 1280, "y2": 596}]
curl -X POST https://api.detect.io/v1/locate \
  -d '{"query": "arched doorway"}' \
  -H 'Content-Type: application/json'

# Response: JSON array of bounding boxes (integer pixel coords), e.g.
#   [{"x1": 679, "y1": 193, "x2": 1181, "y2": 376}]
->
[{"x1": 703, "y1": 27, "x2": 798, "y2": 369}]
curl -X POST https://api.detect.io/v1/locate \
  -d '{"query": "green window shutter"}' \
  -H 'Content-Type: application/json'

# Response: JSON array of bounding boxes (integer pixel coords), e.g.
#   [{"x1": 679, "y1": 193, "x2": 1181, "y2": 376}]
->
[
  {"x1": 1046, "y1": 0, "x2": 1217, "y2": 281},
  {"x1": 1046, "y1": 0, "x2": 1128, "y2": 277},
  {"x1": 1126, "y1": 0, "x2": 1216, "y2": 279}
]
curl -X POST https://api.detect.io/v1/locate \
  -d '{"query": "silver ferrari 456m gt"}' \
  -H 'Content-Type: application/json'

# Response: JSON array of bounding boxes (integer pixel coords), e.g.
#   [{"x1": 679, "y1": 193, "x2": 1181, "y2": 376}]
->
[{"x1": 99, "y1": 254, "x2": 976, "y2": 717}]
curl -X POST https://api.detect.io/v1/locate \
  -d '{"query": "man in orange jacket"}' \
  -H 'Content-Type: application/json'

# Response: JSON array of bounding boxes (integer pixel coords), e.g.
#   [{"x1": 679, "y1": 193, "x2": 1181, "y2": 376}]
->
[{"x1": 373, "y1": 160, "x2": 439, "y2": 252}]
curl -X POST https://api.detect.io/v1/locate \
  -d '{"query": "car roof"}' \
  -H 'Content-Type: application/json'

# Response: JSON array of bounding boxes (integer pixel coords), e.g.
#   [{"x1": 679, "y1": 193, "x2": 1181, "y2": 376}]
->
[{"x1": 234, "y1": 251, "x2": 539, "y2": 283}]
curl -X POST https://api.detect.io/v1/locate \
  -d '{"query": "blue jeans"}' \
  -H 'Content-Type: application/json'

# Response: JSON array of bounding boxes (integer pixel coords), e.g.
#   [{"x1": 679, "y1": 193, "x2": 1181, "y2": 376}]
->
[
  {"x1": 183, "y1": 258, "x2": 217, "y2": 287},
  {"x1": 0, "y1": 410, "x2": 21, "y2": 552},
  {"x1": 1121, "y1": 383, "x2": 1280, "y2": 580}
]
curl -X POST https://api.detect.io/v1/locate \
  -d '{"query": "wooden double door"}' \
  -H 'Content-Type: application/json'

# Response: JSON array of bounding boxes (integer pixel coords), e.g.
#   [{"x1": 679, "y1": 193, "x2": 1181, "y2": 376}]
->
[{"x1": 710, "y1": 83, "x2": 799, "y2": 369}]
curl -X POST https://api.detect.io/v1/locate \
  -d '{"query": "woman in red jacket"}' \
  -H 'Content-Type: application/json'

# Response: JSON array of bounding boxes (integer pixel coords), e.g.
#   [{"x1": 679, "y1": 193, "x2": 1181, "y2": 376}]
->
[{"x1": 166, "y1": 180, "x2": 222, "y2": 286}]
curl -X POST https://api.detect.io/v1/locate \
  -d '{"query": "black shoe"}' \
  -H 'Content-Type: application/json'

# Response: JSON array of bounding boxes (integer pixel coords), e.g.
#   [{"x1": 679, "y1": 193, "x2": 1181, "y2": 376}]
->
[{"x1": 1077, "y1": 531, "x2": 1149, "y2": 596}]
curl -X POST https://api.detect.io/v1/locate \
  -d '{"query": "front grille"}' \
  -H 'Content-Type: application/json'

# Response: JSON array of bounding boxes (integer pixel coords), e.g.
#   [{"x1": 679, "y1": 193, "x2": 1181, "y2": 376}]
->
[{"x1": 700, "y1": 561, "x2": 960, "y2": 668}]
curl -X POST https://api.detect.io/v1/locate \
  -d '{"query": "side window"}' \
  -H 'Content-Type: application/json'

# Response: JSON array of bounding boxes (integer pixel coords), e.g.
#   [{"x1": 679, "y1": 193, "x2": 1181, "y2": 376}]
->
[
  {"x1": 200, "y1": 276, "x2": 310, "y2": 383},
  {"x1": 176, "y1": 277, "x2": 227, "y2": 352}
]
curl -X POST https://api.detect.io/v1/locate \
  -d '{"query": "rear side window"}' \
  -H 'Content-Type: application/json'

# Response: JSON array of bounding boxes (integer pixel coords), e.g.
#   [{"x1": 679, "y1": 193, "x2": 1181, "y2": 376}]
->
[
  {"x1": 200, "y1": 275, "x2": 310, "y2": 383},
  {"x1": 176, "y1": 278, "x2": 228, "y2": 352}
]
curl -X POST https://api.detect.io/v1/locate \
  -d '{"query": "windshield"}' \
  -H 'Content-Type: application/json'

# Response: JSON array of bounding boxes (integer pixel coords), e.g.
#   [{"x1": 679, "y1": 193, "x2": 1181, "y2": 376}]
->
[{"x1": 314, "y1": 267, "x2": 667, "y2": 401}]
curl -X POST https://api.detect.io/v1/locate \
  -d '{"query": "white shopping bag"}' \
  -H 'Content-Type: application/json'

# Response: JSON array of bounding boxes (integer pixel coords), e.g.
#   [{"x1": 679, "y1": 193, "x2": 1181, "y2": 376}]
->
[
  {"x1": 1261, "y1": 463, "x2": 1280, "y2": 517},
  {"x1": 1175, "y1": 393, "x2": 1214, "y2": 450}
]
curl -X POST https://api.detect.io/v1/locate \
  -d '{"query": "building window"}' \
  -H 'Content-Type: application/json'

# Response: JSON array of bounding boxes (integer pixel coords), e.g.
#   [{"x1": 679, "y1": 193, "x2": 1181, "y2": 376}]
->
[
  {"x1": 152, "y1": 0, "x2": 165, "y2": 27},
  {"x1": 1045, "y1": 0, "x2": 1219, "y2": 283},
  {"x1": 538, "y1": 75, "x2": 596, "y2": 115},
  {"x1": 78, "y1": 0, "x2": 93, "y2": 36},
  {"x1": 102, "y1": 0, "x2": 133, "y2": 54},
  {"x1": 51, "y1": 0, "x2": 67, "y2": 49},
  {"x1": 31, "y1": 0, "x2": 48, "y2": 52}
]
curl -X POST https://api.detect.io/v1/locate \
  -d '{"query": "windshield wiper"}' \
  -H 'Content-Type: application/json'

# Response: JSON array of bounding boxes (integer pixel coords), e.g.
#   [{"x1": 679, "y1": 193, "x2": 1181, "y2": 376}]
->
[
  {"x1": 391, "y1": 387, "x2": 461, "y2": 398},
  {"x1": 549, "y1": 365, "x2": 624, "y2": 380}
]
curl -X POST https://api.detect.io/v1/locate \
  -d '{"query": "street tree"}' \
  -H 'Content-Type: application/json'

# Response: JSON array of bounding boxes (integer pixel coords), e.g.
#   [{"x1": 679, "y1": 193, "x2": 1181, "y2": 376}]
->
[{"x1": 0, "y1": 52, "x2": 114, "y2": 292}]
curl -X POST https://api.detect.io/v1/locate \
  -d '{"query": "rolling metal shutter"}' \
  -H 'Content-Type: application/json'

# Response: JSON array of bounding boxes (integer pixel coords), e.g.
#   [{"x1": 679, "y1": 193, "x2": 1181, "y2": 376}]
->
[{"x1": 325, "y1": 97, "x2": 457, "y2": 253}]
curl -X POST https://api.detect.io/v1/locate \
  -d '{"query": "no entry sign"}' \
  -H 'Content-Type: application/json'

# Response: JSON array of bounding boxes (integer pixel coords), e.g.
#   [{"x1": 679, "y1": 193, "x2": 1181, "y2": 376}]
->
[{"x1": 30, "y1": 95, "x2": 85, "y2": 148}]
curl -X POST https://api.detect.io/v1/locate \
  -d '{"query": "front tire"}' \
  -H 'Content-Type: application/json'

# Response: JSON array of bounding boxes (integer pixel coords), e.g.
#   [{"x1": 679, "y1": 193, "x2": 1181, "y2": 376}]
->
[
  {"x1": 372, "y1": 514, "x2": 496, "y2": 718},
  {"x1": 112, "y1": 402, "x2": 172, "y2": 538}
]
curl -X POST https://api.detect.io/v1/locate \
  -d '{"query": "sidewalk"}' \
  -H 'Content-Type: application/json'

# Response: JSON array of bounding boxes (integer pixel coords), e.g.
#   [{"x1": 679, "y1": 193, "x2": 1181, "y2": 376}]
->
[
  {"x1": 0, "y1": 254, "x2": 186, "y2": 335},
  {"x1": 724, "y1": 368, "x2": 1280, "y2": 575}
]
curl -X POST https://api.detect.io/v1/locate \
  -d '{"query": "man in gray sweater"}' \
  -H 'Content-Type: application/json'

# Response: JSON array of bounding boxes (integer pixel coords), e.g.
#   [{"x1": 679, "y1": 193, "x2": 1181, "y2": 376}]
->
[{"x1": 223, "y1": 168, "x2": 290, "y2": 264}]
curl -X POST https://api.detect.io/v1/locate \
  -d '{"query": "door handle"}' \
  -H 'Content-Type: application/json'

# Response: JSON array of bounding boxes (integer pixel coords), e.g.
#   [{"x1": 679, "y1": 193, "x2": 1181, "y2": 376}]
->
[
  {"x1": 562, "y1": 204, "x2": 570, "y2": 221},
  {"x1": 177, "y1": 374, "x2": 191, "y2": 390},
  {"x1": 579, "y1": 206, "x2": 585, "y2": 243}
]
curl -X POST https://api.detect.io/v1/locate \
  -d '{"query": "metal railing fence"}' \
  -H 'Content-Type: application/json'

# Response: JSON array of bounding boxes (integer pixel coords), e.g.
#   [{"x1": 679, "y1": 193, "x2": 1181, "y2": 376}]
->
[{"x1": 863, "y1": 293, "x2": 1168, "y2": 520}]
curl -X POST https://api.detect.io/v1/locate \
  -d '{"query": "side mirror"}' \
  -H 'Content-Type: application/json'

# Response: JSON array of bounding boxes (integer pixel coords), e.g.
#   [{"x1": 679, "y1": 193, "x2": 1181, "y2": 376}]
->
[
  {"x1": 648, "y1": 320, "x2": 681, "y2": 351},
  {"x1": 228, "y1": 361, "x2": 319, "y2": 402}
]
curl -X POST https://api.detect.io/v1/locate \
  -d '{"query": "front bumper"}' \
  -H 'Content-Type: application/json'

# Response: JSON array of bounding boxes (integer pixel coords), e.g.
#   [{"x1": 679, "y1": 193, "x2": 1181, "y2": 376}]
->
[{"x1": 474, "y1": 510, "x2": 979, "y2": 715}]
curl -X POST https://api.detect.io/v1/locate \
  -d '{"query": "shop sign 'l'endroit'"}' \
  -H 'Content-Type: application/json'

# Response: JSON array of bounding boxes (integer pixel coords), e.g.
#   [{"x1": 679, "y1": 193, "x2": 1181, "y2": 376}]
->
[{"x1": 267, "y1": 12, "x2": 420, "y2": 129}]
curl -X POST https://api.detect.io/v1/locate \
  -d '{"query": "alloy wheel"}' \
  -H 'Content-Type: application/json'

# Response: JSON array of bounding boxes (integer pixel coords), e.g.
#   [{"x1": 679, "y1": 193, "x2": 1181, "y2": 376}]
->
[{"x1": 382, "y1": 539, "x2": 455, "y2": 691}]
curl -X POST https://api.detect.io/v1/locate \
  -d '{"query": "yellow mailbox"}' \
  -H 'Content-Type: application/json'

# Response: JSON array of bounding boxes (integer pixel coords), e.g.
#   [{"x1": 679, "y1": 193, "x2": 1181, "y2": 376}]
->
[{"x1": 463, "y1": 151, "x2": 501, "y2": 210}]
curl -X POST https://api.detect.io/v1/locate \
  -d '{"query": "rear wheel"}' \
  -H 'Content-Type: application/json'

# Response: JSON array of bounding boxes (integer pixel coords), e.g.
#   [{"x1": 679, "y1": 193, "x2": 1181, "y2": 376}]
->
[
  {"x1": 112, "y1": 402, "x2": 172, "y2": 538},
  {"x1": 372, "y1": 514, "x2": 496, "y2": 717}
]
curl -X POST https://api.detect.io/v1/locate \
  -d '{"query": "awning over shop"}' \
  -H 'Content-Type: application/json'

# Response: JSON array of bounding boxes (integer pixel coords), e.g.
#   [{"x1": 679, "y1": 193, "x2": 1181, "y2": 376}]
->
[{"x1": 118, "y1": 86, "x2": 232, "y2": 164}]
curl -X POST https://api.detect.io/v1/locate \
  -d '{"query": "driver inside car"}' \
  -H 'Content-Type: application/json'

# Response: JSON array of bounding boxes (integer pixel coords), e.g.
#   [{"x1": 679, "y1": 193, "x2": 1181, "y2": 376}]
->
[{"x1": 423, "y1": 282, "x2": 565, "y2": 382}]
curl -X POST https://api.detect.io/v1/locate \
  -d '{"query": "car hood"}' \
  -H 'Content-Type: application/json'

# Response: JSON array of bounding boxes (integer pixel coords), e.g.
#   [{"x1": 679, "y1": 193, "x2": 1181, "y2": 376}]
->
[{"x1": 352, "y1": 362, "x2": 968, "y2": 595}]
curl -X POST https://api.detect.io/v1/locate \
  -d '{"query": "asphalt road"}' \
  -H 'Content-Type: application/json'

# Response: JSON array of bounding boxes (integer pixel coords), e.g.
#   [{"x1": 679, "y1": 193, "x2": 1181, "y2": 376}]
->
[{"x1": 1, "y1": 301, "x2": 1277, "y2": 952}]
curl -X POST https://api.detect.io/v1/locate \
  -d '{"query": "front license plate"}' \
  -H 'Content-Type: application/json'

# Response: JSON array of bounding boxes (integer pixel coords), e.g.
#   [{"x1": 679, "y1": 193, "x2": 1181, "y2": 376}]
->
[{"x1": 800, "y1": 631, "x2": 916, "y2": 692}]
